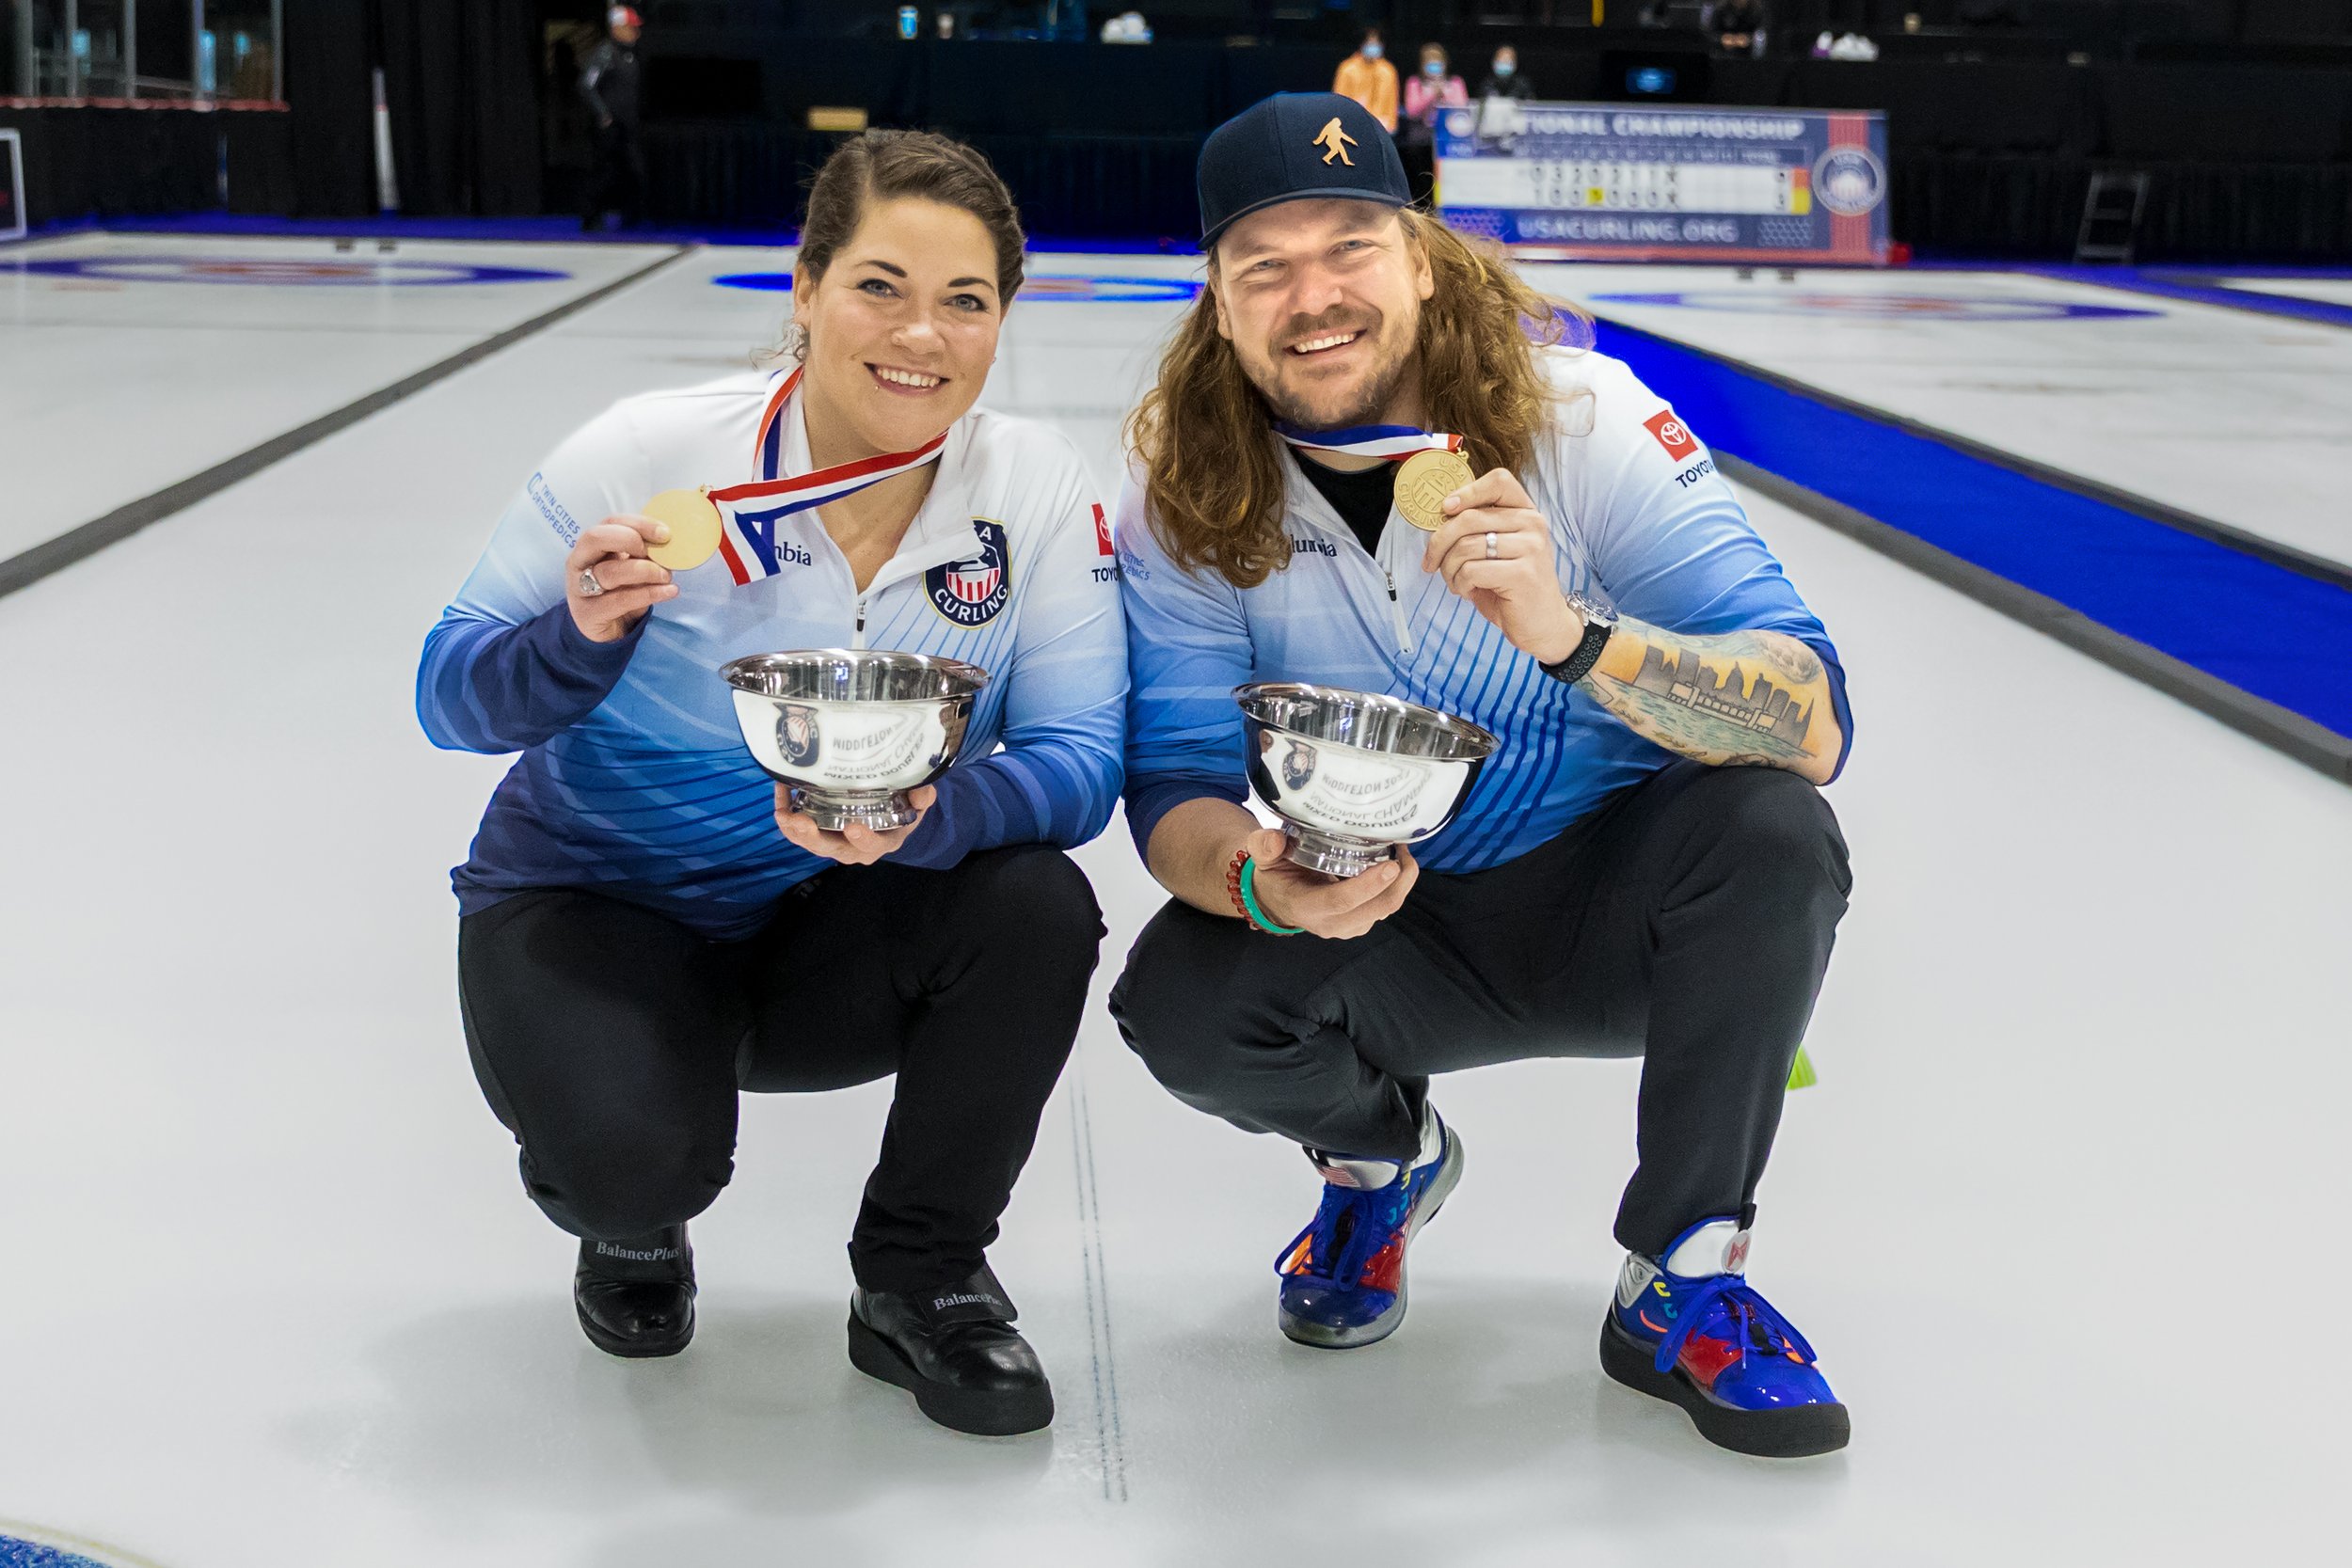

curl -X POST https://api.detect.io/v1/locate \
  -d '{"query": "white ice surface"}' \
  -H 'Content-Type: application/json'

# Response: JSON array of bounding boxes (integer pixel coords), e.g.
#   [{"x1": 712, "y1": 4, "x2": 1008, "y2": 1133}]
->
[
  {"x1": 0, "y1": 247, "x2": 2344, "y2": 1568},
  {"x1": 0, "y1": 233, "x2": 676, "y2": 561},
  {"x1": 1528, "y1": 262, "x2": 2352, "y2": 573}
]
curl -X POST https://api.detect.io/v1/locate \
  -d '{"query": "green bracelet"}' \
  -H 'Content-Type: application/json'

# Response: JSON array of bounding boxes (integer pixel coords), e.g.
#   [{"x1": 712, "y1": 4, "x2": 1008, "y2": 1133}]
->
[{"x1": 1240, "y1": 855, "x2": 1306, "y2": 936}]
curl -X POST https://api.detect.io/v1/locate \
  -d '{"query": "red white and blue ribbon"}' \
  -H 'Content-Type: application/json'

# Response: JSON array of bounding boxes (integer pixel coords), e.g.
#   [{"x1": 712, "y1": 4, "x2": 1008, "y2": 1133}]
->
[
  {"x1": 1272, "y1": 421, "x2": 1464, "y2": 463},
  {"x1": 706, "y1": 368, "x2": 949, "y2": 586}
]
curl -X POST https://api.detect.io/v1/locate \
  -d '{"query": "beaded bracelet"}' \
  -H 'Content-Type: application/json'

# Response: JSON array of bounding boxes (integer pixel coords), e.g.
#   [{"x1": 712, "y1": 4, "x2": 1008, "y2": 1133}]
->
[{"x1": 1226, "y1": 848, "x2": 1304, "y2": 936}]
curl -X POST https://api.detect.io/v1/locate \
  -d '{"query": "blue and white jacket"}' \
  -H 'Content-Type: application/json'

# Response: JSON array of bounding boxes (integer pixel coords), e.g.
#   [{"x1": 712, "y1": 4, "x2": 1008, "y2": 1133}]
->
[
  {"x1": 1117, "y1": 346, "x2": 1851, "y2": 872},
  {"x1": 419, "y1": 372, "x2": 1127, "y2": 938}
]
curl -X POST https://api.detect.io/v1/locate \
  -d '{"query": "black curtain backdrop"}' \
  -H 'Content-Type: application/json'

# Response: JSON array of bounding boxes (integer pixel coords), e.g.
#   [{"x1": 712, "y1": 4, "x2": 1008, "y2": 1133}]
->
[
  {"x1": 0, "y1": 107, "x2": 295, "y2": 226},
  {"x1": 376, "y1": 0, "x2": 545, "y2": 217},
  {"x1": 11, "y1": 24, "x2": 2351, "y2": 259},
  {"x1": 283, "y1": 0, "x2": 377, "y2": 216}
]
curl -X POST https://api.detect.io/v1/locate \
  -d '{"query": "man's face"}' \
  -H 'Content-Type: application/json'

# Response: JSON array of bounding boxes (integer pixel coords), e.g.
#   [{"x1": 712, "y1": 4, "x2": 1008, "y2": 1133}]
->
[
  {"x1": 1212, "y1": 199, "x2": 1435, "y2": 433},
  {"x1": 613, "y1": 21, "x2": 641, "y2": 43}
]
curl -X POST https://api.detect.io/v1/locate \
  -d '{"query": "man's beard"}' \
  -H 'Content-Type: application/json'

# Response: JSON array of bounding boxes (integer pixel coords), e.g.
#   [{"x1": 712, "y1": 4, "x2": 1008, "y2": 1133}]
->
[{"x1": 1251, "y1": 320, "x2": 1419, "y2": 434}]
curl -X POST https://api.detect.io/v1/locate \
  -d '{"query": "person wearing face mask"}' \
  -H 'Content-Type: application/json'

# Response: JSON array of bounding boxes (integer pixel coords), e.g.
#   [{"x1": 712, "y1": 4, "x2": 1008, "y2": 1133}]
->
[
  {"x1": 1108, "y1": 93, "x2": 1857, "y2": 1459},
  {"x1": 418, "y1": 131, "x2": 1125, "y2": 1437},
  {"x1": 1332, "y1": 28, "x2": 1399, "y2": 134},
  {"x1": 1398, "y1": 43, "x2": 1469, "y2": 202},
  {"x1": 579, "y1": 6, "x2": 646, "y2": 230},
  {"x1": 1478, "y1": 44, "x2": 1533, "y2": 101}
]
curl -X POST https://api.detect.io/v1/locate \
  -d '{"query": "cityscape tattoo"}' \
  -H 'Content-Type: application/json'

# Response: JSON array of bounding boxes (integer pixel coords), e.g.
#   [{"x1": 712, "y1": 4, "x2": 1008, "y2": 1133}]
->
[{"x1": 1584, "y1": 623, "x2": 1832, "y2": 772}]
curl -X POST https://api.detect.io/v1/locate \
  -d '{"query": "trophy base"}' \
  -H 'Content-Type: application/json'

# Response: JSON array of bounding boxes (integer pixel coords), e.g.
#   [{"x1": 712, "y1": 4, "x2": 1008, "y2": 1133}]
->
[
  {"x1": 787, "y1": 785, "x2": 922, "y2": 833},
  {"x1": 1283, "y1": 826, "x2": 1399, "y2": 879}
]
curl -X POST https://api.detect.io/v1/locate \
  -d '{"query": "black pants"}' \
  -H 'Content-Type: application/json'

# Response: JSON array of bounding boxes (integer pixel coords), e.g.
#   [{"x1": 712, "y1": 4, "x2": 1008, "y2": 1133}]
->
[
  {"x1": 582, "y1": 120, "x2": 645, "y2": 227},
  {"x1": 457, "y1": 846, "x2": 1104, "y2": 1293},
  {"x1": 1109, "y1": 762, "x2": 1851, "y2": 1258}
]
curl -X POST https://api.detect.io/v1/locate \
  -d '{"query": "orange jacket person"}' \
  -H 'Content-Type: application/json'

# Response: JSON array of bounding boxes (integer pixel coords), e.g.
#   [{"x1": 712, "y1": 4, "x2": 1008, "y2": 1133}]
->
[{"x1": 1331, "y1": 28, "x2": 1399, "y2": 132}]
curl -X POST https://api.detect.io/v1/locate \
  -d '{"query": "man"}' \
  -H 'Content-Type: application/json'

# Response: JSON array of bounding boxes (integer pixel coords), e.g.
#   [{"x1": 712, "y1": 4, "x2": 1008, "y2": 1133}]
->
[
  {"x1": 1108, "y1": 92, "x2": 1855, "y2": 1459},
  {"x1": 579, "y1": 6, "x2": 645, "y2": 230},
  {"x1": 1330, "y1": 29, "x2": 1398, "y2": 134},
  {"x1": 1477, "y1": 44, "x2": 1533, "y2": 100}
]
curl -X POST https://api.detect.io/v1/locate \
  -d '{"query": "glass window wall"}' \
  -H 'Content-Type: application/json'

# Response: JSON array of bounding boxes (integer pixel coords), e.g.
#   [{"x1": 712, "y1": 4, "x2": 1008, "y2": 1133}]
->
[{"x1": 15, "y1": 0, "x2": 279, "y2": 102}]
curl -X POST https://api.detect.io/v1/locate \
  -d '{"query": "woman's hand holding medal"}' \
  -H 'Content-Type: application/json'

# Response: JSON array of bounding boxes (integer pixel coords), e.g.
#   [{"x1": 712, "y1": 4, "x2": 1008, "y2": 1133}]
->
[
  {"x1": 1417, "y1": 467, "x2": 1584, "y2": 667},
  {"x1": 774, "y1": 783, "x2": 937, "y2": 865},
  {"x1": 565, "y1": 515, "x2": 681, "y2": 642}
]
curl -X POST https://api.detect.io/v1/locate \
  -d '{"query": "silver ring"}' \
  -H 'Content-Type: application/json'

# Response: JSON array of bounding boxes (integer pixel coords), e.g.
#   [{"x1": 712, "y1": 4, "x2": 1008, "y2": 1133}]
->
[
  {"x1": 577, "y1": 566, "x2": 606, "y2": 598},
  {"x1": 1485, "y1": 531, "x2": 1499, "y2": 561}
]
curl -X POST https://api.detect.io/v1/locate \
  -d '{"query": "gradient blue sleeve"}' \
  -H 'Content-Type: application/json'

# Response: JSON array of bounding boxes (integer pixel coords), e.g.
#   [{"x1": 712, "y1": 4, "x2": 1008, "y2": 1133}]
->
[
  {"x1": 894, "y1": 463, "x2": 1128, "y2": 868},
  {"x1": 417, "y1": 404, "x2": 649, "y2": 754},
  {"x1": 1578, "y1": 360, "x2": 1854, "y2": 783},
  {"x1": 1114, "y1": 472, "x2": 1255, "y2": 859}
]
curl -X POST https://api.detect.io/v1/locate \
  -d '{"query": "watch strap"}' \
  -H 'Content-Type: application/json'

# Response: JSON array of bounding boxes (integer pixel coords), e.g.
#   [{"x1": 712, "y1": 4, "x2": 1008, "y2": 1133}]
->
[{"x1": 1541, "y1": 615, "x2": 1614, "y2": 686}]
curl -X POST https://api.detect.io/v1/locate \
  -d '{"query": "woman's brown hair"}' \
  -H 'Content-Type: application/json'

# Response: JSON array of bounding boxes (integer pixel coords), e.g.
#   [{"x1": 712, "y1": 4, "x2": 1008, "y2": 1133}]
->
[
  {"x1": 1126, "y1": 208, "x2": 1581, "y2": 589},
  {"x1": 796, "y1": 129, "x2": 1027, "y2": 309}
]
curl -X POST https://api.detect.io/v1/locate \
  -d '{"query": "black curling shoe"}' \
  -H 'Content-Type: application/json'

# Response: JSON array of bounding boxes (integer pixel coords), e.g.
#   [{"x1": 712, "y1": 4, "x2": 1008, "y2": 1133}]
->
[
  {"x1": 574, "y1": 1225, "x2": 696, "y2": 1359},
  {"x1": 847, "y1": 1263, "x2": 1054, "y2": 1435}
]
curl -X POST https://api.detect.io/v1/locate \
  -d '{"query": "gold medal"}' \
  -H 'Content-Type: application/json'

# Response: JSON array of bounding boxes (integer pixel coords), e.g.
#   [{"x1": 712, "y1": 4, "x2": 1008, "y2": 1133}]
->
[
  {"x1": 642, "y1": 486, "x2": 723, "y2": 571},
  {"x1": 1392, "y1": 449, "x2": 1475, "y2": 532}
]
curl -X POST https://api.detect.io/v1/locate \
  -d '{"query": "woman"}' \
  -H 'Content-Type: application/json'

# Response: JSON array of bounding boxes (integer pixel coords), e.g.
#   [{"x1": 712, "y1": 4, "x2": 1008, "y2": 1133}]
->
[
  {"x1": 416, "y1": 131, "x2": 1124, "y2": 1437},
  {"x1": 1399, "y1": 44, "x2": 1469, "y2": 203}
]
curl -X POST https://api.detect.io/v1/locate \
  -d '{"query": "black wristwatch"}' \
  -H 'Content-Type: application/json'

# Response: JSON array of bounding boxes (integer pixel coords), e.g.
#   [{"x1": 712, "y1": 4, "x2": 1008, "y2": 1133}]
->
[{"x1": 1540, "y1": 591, "x2": 1618, "y2": 686}]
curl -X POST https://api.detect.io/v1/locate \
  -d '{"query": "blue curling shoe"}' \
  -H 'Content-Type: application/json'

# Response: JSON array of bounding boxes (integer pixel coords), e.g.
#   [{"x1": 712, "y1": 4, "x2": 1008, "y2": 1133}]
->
[
  {"x1": 1599, "y1": 1217, "x2": 1850, "y2": 1457},
  {"x1": 1275, "y1": 1105, "x2": 1463, "y2": 1349}
]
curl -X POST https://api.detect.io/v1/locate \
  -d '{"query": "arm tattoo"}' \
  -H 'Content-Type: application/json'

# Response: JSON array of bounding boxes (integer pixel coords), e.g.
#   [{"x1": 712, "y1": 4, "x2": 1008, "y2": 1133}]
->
[{"x1": 1581, "y1": 619, "x2": 1836, "y2": 776}]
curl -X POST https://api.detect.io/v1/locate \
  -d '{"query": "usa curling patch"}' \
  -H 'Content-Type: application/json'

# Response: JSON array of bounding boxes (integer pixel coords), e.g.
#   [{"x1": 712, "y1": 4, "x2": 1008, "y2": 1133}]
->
[{"x1": 928, "y1": 521, "x2": 1011, "y2": 627}]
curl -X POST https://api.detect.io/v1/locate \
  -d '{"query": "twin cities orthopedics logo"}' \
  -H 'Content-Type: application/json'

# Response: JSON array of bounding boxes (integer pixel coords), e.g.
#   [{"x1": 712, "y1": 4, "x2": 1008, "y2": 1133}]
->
[
  {"x1": 712, "y1": 271, "x2": 1200, "y2": 303},
  {"x1": 6, "y1": 256, "x2": 569, "y2": 286},
  {"x1": 1589, "y1": 291, "x2": 2163, "y2": 322}
]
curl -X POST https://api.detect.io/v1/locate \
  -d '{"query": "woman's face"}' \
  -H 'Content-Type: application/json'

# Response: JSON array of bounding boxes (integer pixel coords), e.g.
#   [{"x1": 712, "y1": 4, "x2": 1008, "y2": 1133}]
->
[
  {"x1": 791, "y1": 197, "x2": 1005, "y2": 454},
  {"x1": 1422, "y1": 47, "x2": 1446, "y2": 74}
]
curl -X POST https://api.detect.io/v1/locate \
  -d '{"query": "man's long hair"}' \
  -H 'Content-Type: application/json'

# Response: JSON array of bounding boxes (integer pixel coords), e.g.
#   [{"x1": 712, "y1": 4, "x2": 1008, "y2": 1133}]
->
[{"x1": 1126, "y1": 209, "x2": 1580, "y2": 590}]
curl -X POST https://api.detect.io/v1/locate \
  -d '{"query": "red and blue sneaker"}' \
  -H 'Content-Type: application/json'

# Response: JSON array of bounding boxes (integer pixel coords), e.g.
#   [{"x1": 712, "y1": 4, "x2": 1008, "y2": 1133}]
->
[
  {"x1": 1275, "y1": 1104, "x2": 1463, "y2": 1349},
  {"x1": 1599, "y1": 1217, "x2": 1850, "y2": 1457}
]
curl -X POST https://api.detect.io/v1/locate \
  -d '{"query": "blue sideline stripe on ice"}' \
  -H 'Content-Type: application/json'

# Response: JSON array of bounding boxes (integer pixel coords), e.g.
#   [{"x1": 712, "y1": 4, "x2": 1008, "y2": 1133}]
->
[
  {"x1": 1592, "y1": 320, "x2": 2352, "y2": 741},
  {"x1": 2020, "y1": 265, "x2": 2352, "y2": 332},
  {"x1": 0, "y1": 1534, "x2": 121, "y2": 1568}
]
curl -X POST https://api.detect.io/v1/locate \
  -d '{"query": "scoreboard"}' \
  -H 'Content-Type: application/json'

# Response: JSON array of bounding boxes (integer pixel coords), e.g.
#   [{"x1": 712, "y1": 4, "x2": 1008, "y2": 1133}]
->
[{"x1": 1436, "y1": 103, "x2": 1889, "y2": 265}]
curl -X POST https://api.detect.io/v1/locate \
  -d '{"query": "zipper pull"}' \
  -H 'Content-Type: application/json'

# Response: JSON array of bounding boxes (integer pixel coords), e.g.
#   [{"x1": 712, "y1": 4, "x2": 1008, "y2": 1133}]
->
[
  {"x1": 854, "y1": 596, "x2": 868, "y2": 650},
  {"x1": 1384, "y1": 569, "x2": 1413, "y2": 656}
]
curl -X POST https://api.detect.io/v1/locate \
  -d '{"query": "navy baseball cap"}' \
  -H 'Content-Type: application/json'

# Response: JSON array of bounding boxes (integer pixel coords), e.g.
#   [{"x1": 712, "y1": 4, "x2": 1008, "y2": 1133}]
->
[{"x1": 1197, "y1": 92, "x2": 1411, "y2": 248}]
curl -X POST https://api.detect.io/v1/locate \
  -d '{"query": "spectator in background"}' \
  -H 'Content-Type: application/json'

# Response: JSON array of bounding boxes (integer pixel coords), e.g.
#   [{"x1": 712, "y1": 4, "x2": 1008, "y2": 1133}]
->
[
  {"x1": 580, "y1": 6, "x2": 645, "y2": 231},
  {"x1": 1398, "y1": 42, "x2": 1468, "y2": 203},
  {"x1": 1478, "y1": 44, "x2": 1533, "y2": 101},
  {"x1": 1332, "y1": 29, "x2": 1399, "y2": 133},
  {"x1": 1477, "y1": 44, "x2": 1534, "y2": 101},
  {"x1": 1712, "y1": 0, "x2": 1765, "y2": 55}
]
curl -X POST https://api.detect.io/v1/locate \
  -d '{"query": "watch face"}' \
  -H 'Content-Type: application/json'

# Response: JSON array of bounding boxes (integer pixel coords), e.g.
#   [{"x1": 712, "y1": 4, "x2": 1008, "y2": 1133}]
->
[{"x1": 1567, "y1": 590, "x2": 1617, "y2": 627}]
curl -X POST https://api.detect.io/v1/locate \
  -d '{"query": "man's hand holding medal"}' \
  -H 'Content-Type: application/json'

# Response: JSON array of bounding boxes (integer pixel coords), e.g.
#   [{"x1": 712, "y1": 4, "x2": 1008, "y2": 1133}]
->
[{"x1": 1416, "y1": 467, "x2": 1583, "y2": 668}]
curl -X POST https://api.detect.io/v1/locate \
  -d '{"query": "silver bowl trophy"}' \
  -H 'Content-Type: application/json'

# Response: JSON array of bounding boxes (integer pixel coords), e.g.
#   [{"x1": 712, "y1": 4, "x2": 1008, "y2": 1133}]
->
[
  {"x1": 722, "y1": 650, "x2": 987, "y2": 832},
  {"x1": 1236, "y1": 682, "x2": 1500, "y2": 878}
]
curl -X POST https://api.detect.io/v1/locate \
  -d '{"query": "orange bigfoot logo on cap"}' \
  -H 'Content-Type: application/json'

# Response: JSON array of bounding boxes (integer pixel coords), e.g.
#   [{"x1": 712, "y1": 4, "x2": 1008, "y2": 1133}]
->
[{"x1": 1314, "y1": 119, "x2": 1358, "y2": 166}]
